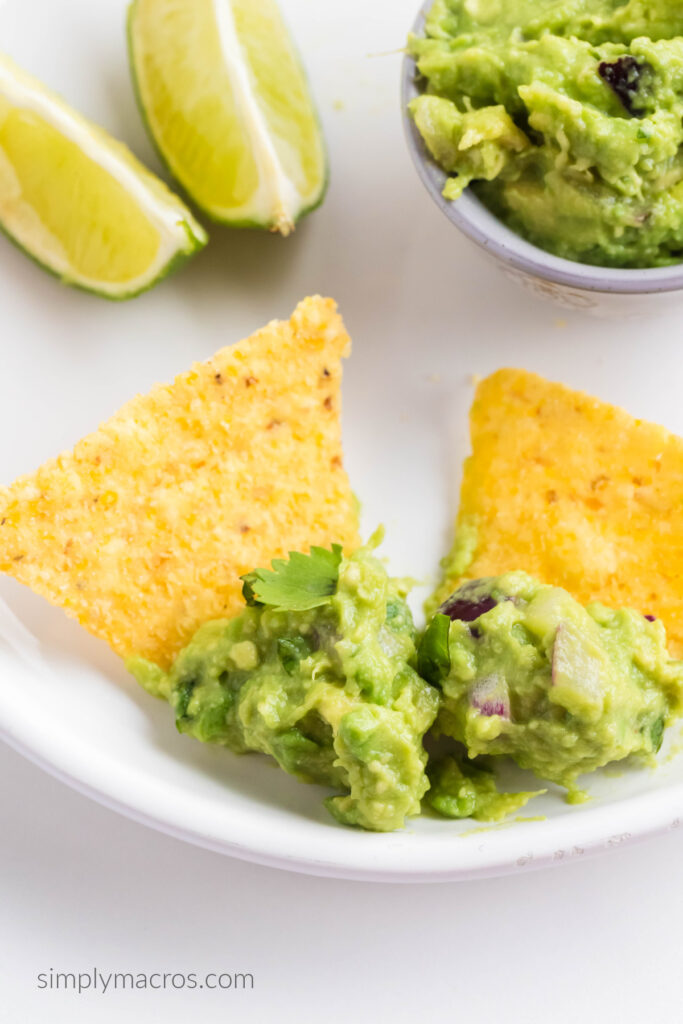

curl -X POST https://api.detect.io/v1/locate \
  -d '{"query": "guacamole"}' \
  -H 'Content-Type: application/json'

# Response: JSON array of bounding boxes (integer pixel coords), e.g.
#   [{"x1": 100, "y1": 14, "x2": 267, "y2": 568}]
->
[
  {"x1": 425, "y1": 752, "x2": 544, "y2": 821},
  {"x1": 128, "y1": 539, "x2": 683, "y2": 827},
  {"x1": 409, "y1": 0, "x2": 683, "y2": 267},
  {"x1": 419, "y1": 573, "x2": 683, "y2": 797},
  {"x1": 128, "y1": 540, "x2": 439, "y2": 832}
]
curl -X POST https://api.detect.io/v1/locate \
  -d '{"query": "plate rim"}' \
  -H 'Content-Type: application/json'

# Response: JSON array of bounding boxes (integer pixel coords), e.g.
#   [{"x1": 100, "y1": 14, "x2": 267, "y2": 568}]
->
[{"x1": 2, "y1": 684, "x2": 683, "y2": 883}]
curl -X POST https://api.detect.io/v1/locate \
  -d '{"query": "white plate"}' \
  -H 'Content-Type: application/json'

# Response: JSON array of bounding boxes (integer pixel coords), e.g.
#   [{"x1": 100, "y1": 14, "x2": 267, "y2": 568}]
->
[{"x1": 2, "y1": 0, "x2": 683, "y2": 883}]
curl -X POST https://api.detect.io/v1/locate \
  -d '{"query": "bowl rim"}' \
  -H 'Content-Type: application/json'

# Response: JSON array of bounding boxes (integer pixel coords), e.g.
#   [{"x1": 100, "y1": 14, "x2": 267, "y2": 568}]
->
[{"x1": 401, "y1": 2, "x2": 683, "y2": 296}]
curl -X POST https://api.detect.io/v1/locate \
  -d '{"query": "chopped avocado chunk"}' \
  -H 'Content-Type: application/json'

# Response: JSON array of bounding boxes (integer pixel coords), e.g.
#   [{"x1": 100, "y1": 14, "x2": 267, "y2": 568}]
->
[
  {"x1": 409, "y1": 0, "x2": 683, "y2": 267},
  {"x1": 419, "y1": 572, "x2": 683, "y2": 794},
  {"x1": 128, "y1": 541, "x2": 440, "y2": 832},
  {"x1": 426, "y1": 754, "x2": 544, "y2": 822}
]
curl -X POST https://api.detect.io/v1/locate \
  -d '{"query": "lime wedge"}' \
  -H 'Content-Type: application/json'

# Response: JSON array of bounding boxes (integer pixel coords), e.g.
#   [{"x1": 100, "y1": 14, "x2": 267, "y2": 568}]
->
[
  {"x1": 0, "y1": 54, "x2": 207, "y2": 299},
  {"x1": 128, "y1": 0, "x2": 328, "y2": 235}
]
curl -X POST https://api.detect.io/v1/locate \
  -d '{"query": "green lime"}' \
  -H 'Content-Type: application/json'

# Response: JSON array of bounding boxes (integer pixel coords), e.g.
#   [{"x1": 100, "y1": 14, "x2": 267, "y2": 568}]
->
[
  {"x1": 128, "y1": 0, "x2": 328, "y2": 235},
  {"x1": 0, "y1": 54, "x2": 207, "y2": 299}
]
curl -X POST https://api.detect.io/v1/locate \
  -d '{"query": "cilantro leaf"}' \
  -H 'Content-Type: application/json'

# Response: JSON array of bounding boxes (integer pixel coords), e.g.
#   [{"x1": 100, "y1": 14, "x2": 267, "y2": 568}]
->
[
  {"x1": 278, "y1": 636, "x2": 313, "y2": 675},
  {"x1": 649, "y1": 715, "x2": 665, "y2": 753},
  {"x1": 241, "y1": 544, "x2": 343, "y2": 611},
  {"x1": 417, "y1": 613, "x2": 451, "y2": 686}
]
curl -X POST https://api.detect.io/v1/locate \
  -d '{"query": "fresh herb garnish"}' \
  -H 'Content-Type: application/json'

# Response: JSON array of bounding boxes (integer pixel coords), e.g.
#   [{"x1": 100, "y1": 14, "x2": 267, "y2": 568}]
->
[
  {"x1": 241, "y1": 544, "x2": 343, "y2": 611},
  {"x1": 649, "y1": 716, "x2": 665, "y2": 753},
  {"x1": 417, "y1": 613, "x2": 451, "y2": 686},
  {"x1": 174, "y1": 674, "x2": 198, "y2": 723},
  {"x1": 278, "y1": 636, "x2": 314, "y2": 675}
]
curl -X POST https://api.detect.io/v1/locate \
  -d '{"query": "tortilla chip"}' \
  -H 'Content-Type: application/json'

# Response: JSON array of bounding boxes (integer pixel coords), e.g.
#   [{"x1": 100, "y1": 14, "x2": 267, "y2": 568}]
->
[
  {"x1": 433, "y1": 368, "x2": 683, "y2": 655},
  {"x1": 0, "y1": 296, "x2": 359, "y2": 667}
]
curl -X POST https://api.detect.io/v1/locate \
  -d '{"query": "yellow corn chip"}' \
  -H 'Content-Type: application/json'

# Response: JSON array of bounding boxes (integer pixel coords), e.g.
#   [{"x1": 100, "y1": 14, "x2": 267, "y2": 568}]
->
[
  {"x1": 0, "y1": 296, "x2": 359, "y2": 667},
  {"x1": 433, "y1": 368, "x2": 683, "y2": 655}
]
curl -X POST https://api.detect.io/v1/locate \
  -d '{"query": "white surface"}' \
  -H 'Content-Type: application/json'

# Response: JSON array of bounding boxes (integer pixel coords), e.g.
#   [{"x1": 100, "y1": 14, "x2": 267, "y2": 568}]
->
[
  {"x1": 3, "y1": 738, "x2": 683, "y2": 1024},
  {"x1": 3, "y1": 0, "x2": 683, "y2": 885}
]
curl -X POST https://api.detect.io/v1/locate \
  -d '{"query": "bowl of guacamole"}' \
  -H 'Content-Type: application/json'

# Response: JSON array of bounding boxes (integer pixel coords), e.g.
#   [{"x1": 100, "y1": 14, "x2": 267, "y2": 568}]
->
[{"x1": 403, "y1": 0, "x2": 683, "y2": 303}]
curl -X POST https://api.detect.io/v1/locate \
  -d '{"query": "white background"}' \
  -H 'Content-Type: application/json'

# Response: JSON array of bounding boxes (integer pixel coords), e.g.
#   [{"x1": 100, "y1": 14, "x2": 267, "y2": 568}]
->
[
  {"x1": 4, "y1": 738, "x2": 683, "y2": 1023},
  {"x1": 3, "y1": 0, "x2": 683, "y2": 1019}
]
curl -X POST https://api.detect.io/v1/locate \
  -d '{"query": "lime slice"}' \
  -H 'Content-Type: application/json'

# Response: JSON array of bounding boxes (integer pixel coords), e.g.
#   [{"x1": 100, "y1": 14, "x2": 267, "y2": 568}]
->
[
  {"x1": 128, "y1": 0, "x2": 328, "y2": 235},
  {"x1": 0, "y1": 54, "x2": 207, "y2": 299}
]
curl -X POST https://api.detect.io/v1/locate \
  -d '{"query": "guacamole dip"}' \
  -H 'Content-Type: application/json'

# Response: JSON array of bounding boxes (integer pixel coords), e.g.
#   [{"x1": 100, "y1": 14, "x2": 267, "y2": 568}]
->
[
  {"x1": 128, "y1": 539, "x2": 439, "y2": 832},
  {"x1": 419, "y1": 573, "x2": 683, "y2": 797},
  {"x1": 425, "y1": 752, "x2": 544, "y2": 821},
  {"x1": 409, "y1": 0, "x2": 683, "y2": 267}
]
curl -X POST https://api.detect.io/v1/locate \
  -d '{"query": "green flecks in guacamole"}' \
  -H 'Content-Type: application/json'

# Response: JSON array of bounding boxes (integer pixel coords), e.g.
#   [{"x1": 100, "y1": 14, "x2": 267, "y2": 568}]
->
[
  {"x1": 409, "y1": 0, "x2": 683, "y2": 267},
  {"x1": 425, "y1": 753, "x2": 545, "y2": 822},
  {"x1": 128, "y1": 539, "x2": 440, "y2": 833},
  {"x1": 419, "y1": 572, "x2": 683, "y2": 794}
]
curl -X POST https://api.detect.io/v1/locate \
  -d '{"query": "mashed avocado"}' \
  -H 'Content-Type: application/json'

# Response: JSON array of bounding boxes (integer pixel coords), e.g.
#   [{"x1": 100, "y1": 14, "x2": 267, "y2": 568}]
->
[
  {"x1": 419, "y1": 573, "x2": 683, "y2": 797},
  {"x1": 128, "y1": 539, "x2": 439, "y2": 832},
  {"x1": 425, "y1": 752, "x2": 545, "y2": 821},
  {"x1": 409, "y1": 0, "x2": 683, "y2": 267},
  {"x1": 128, "y1": 543, "x2": 683, "y2": 827}
]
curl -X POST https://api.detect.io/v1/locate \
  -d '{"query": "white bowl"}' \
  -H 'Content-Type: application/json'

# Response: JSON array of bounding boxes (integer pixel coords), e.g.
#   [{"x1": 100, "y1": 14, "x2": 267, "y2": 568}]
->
[{"x1": 401, "y1": 2, "x2": 683, "y2": 317}]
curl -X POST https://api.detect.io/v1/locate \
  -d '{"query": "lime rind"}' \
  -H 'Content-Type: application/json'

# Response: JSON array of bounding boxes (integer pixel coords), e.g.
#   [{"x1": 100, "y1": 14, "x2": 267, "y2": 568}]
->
[
  {"x1": 225, "y1": 0, "x2": 328, "y2": 231},
  {"x1": 127, "y1": 0, "x2": 328, "y2": 233},
  {"x1": 0, "y1": 214, "x2": 204, "y2": 301},
  {"x1": 0, "y1": 197, "x2": 206, "y2": 300},
  {"x1": 0, "y1": 53, "x2": 207, "y2": 299}
]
